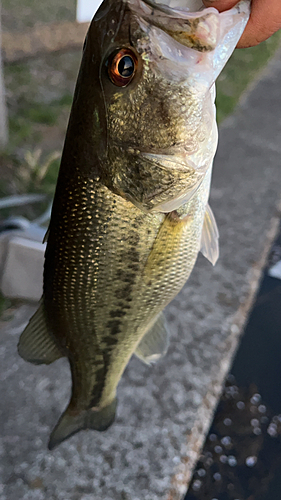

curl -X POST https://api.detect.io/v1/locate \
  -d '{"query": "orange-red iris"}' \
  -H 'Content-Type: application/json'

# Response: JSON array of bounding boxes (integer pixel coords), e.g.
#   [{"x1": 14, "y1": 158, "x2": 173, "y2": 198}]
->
[{"x1": 108, "y1": 48, "x2": 138, "y2": 87}]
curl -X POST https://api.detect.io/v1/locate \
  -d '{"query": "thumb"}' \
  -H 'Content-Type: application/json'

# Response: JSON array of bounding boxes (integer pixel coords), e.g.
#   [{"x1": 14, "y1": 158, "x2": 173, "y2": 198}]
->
[
  {"x1": 202, "y1": 0, "x2": 238, "y2": 12},
  {"x1": 202, "y1": 0, "x2": 281, "y2": 48}
]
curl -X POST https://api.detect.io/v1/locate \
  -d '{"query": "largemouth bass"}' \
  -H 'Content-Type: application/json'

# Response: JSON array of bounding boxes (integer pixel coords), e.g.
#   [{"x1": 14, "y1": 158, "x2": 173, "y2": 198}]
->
[{"x1": 18, "y1": 0, "x2": 249, "y2": 449}]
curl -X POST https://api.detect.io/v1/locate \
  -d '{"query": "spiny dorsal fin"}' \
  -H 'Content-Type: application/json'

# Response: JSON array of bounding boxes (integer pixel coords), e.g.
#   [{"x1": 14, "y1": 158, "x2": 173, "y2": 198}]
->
[
  {"x1": 135, "y1": 312, "x2": 170, "y2": 365},
  {"x1": 18, "y1": 300, "x2": 64, "y2": 365},
  {"x1": 200, "y1": 203, "x2": 219, "y2": 266}
]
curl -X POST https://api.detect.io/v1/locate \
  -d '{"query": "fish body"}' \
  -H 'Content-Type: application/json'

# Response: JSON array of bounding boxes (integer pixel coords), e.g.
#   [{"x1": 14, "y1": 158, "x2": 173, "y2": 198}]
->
[{"x1": 18, "y1": 0, "x2": 249, "y2": 449}]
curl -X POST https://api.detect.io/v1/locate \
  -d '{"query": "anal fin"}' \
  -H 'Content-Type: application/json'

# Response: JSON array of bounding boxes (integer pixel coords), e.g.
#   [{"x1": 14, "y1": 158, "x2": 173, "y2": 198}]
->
[
  {"x1": 200, "y1": 203, "x2": 219, "y2": 266},
  {"x1": 18, "y1": 300, "x2": 64, "y2": 365},
  {"x1": 135, "y1": 312, "x2": 170, "y2": 365}
]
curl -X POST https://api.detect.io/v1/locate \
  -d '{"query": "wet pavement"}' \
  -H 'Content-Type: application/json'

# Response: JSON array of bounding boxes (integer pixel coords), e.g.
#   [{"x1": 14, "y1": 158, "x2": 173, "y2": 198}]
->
[{"x1": 185, "y1": 226, "x2": 281, "y2": 500}]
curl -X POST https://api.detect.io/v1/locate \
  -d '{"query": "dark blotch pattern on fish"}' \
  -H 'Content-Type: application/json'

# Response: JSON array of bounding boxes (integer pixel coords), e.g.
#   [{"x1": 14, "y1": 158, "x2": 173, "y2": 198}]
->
[
  {"x1": 106, "y1": 319, "x2": 122, "y2": 336},
  {"x1": 110, "y1": 310, "x2": 127, "y2": 318}
]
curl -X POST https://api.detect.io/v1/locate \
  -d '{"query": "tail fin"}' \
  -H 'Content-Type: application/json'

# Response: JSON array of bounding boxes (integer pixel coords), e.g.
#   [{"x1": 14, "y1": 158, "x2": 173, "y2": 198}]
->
[{"x1": 48, "y1": 398, "x2": 117, "y2": 450}]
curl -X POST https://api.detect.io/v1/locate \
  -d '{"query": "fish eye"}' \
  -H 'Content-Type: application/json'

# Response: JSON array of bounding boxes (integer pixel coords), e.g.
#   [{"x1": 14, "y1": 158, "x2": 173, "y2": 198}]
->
[{"x1": 108, "y1": 49, "x2": 138, "y2": 87}]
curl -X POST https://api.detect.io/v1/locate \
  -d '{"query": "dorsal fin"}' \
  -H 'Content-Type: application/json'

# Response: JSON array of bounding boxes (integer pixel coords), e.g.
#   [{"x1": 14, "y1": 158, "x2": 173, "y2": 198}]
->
[
  {"x1": 200, "y1": 203, "x2": 219, "y2": 266},
  {"x1": 18, "y1": 300, "x2": 64, "y2": 365},
  {"x1": 135, "y1": 312, "x2": 170, "y2": 364}
]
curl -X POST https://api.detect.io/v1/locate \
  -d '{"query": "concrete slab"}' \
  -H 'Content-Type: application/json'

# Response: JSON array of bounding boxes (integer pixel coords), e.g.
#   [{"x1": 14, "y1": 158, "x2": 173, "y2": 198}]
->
[
  {"x1": 1, "y1": 49, "x2": 281, "y2": 500},
  {"x1": 0, "y1": 236, "x2": 45, "y2": 301},
  {"x1": 0, "y1": 223, "x2": 46, "y2": 301}
]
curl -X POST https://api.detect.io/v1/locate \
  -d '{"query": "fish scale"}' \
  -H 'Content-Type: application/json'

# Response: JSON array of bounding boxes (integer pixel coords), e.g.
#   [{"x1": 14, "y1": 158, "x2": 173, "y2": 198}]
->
[{"x1": 18, "y1": 0, "x2": 250, "y2": 448}]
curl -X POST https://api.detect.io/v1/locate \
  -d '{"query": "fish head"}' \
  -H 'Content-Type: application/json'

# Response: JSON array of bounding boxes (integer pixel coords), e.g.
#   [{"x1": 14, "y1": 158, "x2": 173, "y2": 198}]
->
[{"x1": 68, "y1": 0, "x2": 249, "y2": 212}]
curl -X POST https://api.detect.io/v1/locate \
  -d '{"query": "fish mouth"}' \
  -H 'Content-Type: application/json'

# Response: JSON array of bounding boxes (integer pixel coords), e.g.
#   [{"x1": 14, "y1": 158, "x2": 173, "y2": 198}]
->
[
  {"x1": 128, "y1": 0, "x2": 249, "y2": 84},
  {"x1": 128, "y1": 0, "x2": 220, "y2": 52},
  {"x1": 139, "y1": 0, "x2": 205, "y2": 16}
]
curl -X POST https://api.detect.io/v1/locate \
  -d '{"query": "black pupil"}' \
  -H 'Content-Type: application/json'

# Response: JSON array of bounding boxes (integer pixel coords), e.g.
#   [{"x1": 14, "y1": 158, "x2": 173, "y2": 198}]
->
[{"x1": 118, "y1": 56, "x2": 134, "y2": 78}]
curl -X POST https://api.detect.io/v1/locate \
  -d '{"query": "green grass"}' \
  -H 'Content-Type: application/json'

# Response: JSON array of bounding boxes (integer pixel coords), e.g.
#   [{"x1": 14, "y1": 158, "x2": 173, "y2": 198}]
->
[
  {"x1": 3, "y1": 51, "x2": 79, "y2": 154},
  {"x1": 0, "y1": 293, "x2": 6, "y2": 316},
  {"x1": 8, "y1": 117, "x2": 33, "y2": 142},
  {"x1": 216, "y1": 30, "x2": 281, "y2": 123},
  {"x1": 24, "y1": 104, "x2": 58, "y2": 126},
  {"x1": 0, "y1": 51, "x2": 80, "y2": 232},
  {"x1": 0, "y1": 293, "x2": 12, "y2": 318},
  {"x1": 57, "y1": 94, "x2": 73, "y2": 106}
]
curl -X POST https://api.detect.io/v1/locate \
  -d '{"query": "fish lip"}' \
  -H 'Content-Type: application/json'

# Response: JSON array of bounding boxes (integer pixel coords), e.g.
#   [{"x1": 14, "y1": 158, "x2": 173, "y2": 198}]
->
[
  {"x1": 133, "y1": 0, "x2": 209, "y2": 17},
  {"x1": 138, "y1": 0, "x2": 186, "y2": 16},
  {"x1": 129, "y1": 0, "x2": 219, "y2": 22}
]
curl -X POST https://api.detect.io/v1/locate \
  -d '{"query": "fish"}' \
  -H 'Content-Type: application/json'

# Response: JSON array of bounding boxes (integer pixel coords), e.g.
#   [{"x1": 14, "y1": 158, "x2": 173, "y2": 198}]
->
[{"x1": 18, "y1": 0, "x2": 249, "y2": 449}]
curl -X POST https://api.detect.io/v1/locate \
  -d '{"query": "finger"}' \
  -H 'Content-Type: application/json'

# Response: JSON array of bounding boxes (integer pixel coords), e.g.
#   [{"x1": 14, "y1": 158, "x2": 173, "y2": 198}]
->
[
  {"x1": 237, "y1": 0, "x2": 281, "y2": 48},
  {"x1": 202, "y1": 0, "x2": 238, "y2": 12},
  {"x1": 202, "y1": 0, "x2": 281, "y2": 48}
]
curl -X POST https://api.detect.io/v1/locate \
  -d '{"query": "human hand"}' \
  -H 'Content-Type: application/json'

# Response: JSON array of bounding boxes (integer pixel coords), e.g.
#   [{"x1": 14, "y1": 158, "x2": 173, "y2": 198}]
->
[{"x1": 202, "y1": 0, "x2": 281, "y2": 48}]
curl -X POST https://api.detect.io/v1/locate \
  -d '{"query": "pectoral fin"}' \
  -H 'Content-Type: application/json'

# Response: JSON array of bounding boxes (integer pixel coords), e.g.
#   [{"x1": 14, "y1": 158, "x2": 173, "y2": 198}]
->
[
  {"x1": 144, "y1": 211, "x2": 191, "y2": 282},
  {"x1": 135, "y1": 312, "x2": 170, "y2": 364},
  {"x1": 200, "y1": 203, "x2": 219, "y2": 266},
  {"x1": 18, "y1": 300, "x2": 64, "y2": 365}
]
